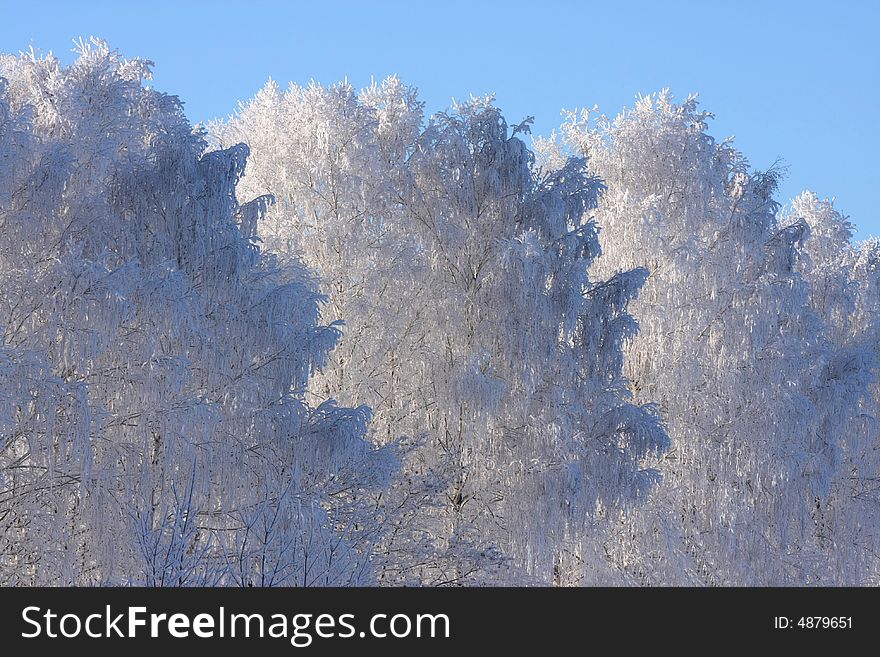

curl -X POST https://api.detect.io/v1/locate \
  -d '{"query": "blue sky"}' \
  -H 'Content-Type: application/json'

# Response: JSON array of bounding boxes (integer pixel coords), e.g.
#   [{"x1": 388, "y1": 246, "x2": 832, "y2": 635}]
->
[{"x1": 3, "y1": 0, "x2": 877, "y2": 237}]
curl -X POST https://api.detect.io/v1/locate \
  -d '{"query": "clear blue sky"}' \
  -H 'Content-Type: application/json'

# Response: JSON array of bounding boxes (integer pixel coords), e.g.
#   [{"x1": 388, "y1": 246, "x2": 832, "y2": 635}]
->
[{"x1": 3, "y1": 0, "x2": 877, "y2": 237}]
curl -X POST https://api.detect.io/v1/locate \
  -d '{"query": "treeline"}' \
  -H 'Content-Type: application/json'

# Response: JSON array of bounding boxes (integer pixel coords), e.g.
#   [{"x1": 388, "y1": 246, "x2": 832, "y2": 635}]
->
[{"x1": 0, "y1": 40, "x2": 877, "y2": 585}]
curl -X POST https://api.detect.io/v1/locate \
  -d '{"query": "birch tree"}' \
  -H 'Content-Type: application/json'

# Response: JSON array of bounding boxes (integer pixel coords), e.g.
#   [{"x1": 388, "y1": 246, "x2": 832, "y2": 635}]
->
[
  {"x1": 555, "y1": 92, "x2": 878, "y2": 584},
  {"x1": 0, "y1": 40, "x2": 385, "y2": 586},
  {"x1": 782, "y1": 193, "x2": 880, "y2": 583},
  {"x1": 215, "y1": 82, "x2": 667, "y2": 585}
]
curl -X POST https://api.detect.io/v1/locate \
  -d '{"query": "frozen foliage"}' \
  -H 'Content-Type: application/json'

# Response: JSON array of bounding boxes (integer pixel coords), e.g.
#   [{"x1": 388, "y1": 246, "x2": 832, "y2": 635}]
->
[
  {"x1": 554, "y1": 92, "x2": 879, "y2": 584},
  {"x1": 0, "y1": 41, "x2": 389, "y2": 585},
  {"x1": 781, "y1": 194, "x2": 880, "y2": 583},
  {"x1": 2, "y1": 41, "x2": 877, "y2": 586},
  {"x1": 215, "y1": 82, "x2": 666, "y2": 585}
]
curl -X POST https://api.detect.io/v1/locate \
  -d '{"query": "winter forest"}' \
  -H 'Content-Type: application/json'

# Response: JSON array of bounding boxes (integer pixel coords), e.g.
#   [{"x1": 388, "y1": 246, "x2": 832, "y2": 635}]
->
[{"x1": 1, "y1": 39, "x2": 878, "y2": 587}]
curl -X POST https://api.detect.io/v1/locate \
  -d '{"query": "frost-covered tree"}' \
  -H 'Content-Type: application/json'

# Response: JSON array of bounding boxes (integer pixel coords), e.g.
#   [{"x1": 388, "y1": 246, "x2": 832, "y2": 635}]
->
[
  {"x1": 214, "y1": 82, "x2": 667, "y2": 585},
  {"x1": 781, "y1": 193, "x2": 880, "y2": 583},
  {"x1": 4, "y1": 39, "x2": 875, "y2": 587},
  {"x1": 0, "y1": 40, "x2": 387, "y2": 586},
  {"x1": 554, "y1": 92, "x2": 878, "y2": 584}
]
